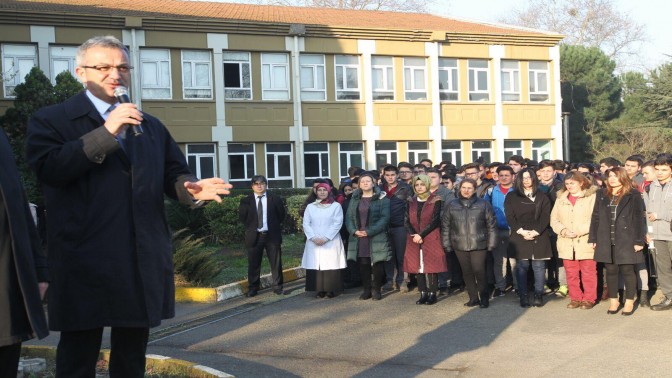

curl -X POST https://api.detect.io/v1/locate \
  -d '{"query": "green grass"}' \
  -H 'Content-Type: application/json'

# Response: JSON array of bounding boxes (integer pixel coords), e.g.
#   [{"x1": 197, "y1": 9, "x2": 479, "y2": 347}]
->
[{"x1": 202, "y1": 233, "x2": 305, "y2": 287}]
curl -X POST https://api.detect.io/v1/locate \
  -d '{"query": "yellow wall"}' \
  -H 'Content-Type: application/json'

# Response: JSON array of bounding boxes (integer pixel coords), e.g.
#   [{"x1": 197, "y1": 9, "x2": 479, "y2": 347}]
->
[
  {"x1": 505, "y1": 45, "x2": 550, "y2": 60},
  {"x1": 376, "y1": 41, "x2": 425, "y2": 56},
  {"x1": 302, "y1": 103, "x2": 365, "y2": 126},
  {"x1": 56, "y1": 28, "x2": 121, "y2": 44},
  {"x1": 379, "y1": 126, "x2": 430, "y2": 141},
  {"x1": 145, "y1": 31, "x2": 207, "y2": 48},
  {"x1": 441, "y1": 43, "x2": 489, "y2": 58},
  {"x1": 305, "y1": 38, "x2": 358, "y2": 54},
  {"x1": 0, "y1": 25, "x2": 30, "y2": 42},
  {"x1": 228, "y1": 35, "x2": 286, "y2": 51},
  {"x1": 374, "y1": 103, "x2": 433, "y2": 126},
  {"x1": 226, "y1": 102, "x2": 293, "y2": 126}
]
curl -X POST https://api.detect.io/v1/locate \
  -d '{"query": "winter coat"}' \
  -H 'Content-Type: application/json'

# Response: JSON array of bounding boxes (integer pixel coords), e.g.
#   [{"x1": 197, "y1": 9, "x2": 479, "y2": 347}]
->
[
  {"x1": 26, "y1": 91, "x2": 198, "y2": 331},
  {"x1": 403, "y1": 194, "x2": 447, "y2": 273},
  {"x1": 302, "y1": 202, "x2": 347, "y2": 270},
  {"x1": 505, "y1": 190, "x2": 553, "y2": 260},
  {"x1": 380, "y1": 181, "x2": 412, "y2": 227},
  {"x1": 550, "y1": 186, "x2": 598, "y2": 260},
  {"x1": 345, "y1": 187, "x2": 391, "y2": 264},
  {"x1": 643, "y1": 180, "x2": 672, "y2": 241},
  {"x1": 589, "y1": 188, "x2": 646, "y2": 265},
  {"x1": 441, "y1": 195, "x2": 497, "y2": 253},
  {"x1": 0, "y1": 129, "x2": 49, "y2": 347}
]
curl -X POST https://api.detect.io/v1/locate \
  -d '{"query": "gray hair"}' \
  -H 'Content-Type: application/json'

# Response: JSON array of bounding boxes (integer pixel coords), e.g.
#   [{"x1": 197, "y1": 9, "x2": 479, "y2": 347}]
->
[{"x1": 76, "y1": 36, "x2": 127, "y2": 66}]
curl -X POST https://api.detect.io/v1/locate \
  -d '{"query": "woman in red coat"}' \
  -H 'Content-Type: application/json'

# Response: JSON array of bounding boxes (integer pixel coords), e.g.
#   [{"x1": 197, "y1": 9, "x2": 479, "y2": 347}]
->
[{"x1": 404, "y1": 175, "x2": 447, "y2": 305}]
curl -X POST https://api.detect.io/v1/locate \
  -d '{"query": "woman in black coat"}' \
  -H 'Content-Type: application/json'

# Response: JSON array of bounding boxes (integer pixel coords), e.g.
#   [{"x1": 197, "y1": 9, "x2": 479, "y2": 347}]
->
[
  {"x1": 505, "y1": 168, "x2": 552, "y2": 308},
  {"x1": 589, "y1": 168, "x2": 646, "y2": 316},
  {"x1": 441, "y1": 179, "x2": 497, "y2": 308}
]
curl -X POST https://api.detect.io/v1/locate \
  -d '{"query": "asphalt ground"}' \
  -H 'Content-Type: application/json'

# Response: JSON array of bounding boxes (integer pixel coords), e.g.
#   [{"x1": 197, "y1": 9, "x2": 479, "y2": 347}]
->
[{"x1": 28, "y1": 281, "x2": 672, "y2": 377}]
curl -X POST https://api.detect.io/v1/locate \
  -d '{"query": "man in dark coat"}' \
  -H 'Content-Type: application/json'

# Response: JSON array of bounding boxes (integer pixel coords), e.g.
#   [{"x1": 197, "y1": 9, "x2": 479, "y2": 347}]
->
[
  {"x1": 239, "y1": 175, "x2": 287, "y2": 297},
  {"x1": 26, "y1": 36, "x2": 230, "y2": 378},
  {"x1": 0, "y1": 129, "x2": 49, "y2": 377}
]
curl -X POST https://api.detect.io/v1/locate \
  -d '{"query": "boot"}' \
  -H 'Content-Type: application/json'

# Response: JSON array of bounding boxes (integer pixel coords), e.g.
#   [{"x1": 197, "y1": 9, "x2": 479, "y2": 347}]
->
[
  {"x1": 426, "y1": 292, "x2": 437, "y2": 305},
  {"x1": 479, "y1": 292, "x2": 490, "y2": 308},
  {"x1": 520, "y1": 294, "x2": 530, "y2": 308},
  {"x1": 639, "y1": 290, "x2": 650, "y2": 308},
  {"x1": 359, "y1": 289, "x2": 372, "y2": 300},
  {"x1": 371, "y1": 288, "x2": 382, "y2": 301},
  {"x1": 533, "y1": 293, "x2": 544, "y2": 307},
  {"x1": 416, "y1": 291, "x2": 428, "y2": 305}
]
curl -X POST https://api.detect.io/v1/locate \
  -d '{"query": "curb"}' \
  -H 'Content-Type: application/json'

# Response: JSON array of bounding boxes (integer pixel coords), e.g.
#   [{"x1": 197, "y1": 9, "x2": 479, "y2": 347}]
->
[
  {"x1": 21, "y1": 346, "x2": 234, "y2": 378},
  {"x1": 175, "y1": 266, "x2": 306, "y2": 303}
]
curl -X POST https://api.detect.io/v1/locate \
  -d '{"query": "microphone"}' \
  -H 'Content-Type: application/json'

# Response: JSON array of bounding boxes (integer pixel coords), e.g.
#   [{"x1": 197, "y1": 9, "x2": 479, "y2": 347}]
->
[{"x1": 113, "y1": 86, "x2": 143, "y2": 136}]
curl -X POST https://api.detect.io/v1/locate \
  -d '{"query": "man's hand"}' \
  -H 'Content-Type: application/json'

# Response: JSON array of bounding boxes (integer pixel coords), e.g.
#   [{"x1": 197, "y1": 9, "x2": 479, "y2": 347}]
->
[
  {"x1": 185, "y1": 178, "x2": 232, "y2": 203},
  {"x1": 104, "y1": 103, "x2": 143, "y2": 136}
]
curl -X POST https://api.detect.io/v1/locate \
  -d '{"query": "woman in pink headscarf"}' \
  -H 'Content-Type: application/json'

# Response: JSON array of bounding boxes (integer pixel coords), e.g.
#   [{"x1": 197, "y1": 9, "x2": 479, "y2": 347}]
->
[{"x1": 302, "y1": 183, "x2": 347, "y2": 298}]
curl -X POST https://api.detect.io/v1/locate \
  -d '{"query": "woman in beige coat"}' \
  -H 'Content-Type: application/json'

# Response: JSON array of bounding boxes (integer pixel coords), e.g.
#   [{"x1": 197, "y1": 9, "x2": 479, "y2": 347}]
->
[{"x1": 550, "y1": 172, "x2": 599, "y2": 309}]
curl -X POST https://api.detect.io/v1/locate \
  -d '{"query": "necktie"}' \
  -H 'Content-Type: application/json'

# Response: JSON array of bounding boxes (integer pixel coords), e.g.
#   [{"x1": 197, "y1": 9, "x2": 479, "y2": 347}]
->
[
  {"x1": 106, "y1": 105, "x2": 126, "y2": 150},
  {"x1": 257, "y1": 195, "x2": 264, "y2": 229}
]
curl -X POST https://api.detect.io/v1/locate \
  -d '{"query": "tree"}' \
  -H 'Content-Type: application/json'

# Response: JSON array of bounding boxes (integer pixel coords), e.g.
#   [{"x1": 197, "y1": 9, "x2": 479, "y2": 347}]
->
[
  {"x1": 642, "y1": 63, "x2": 672, "y2": 126},
  {"x1": 560, "y1": 45, "x2": 622, "y2": 161},
  {"x1": 501, "y1": 0, "x2": 647, "y2": 71},
  {"x1": 0, "y1": 67, "x2": 83, "y2": 203},
  {"x1": 258, "y1": 0, "x2": 436, "y2": 13}
]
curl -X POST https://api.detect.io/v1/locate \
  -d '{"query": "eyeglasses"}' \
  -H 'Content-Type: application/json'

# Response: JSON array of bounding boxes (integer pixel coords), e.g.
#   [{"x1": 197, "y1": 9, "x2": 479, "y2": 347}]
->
[
  {"x1": 399, "y1": 170, "x2": 412, "y2": 175},
  {"x1": 81, "y1": 65, "x2": 133, "y2": 73}
]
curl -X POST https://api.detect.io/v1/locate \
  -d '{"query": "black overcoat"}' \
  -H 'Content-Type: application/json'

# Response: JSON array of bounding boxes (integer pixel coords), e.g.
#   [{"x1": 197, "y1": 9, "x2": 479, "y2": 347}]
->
[
  {"x1": 504, "y1": 190, "x2": 553, "y2": 260},
  {"x1": 588, "y1": 188, "x2": 646, "y2": 265},
  {"x1": 239, "y1": 192, "x2": 286, "y2": 247},
  {"x1": 26, "y1": 92, "x2": 197, "y2": 331},
  {"x1": 0, "y1": 129, "x2": 49, "y2": 346}
]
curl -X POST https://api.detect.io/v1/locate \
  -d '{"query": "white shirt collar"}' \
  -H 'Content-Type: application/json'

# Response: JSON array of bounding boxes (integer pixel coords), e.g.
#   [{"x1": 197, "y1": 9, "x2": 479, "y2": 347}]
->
[{"x1": 85, "y1": 90, "x2": 119, "y2": 118}]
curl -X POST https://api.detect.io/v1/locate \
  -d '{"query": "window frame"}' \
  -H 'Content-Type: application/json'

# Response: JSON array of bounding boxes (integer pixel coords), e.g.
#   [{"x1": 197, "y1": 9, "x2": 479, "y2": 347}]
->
[
  {"x1": 407, "y1": 141, "x2": 430, "y2": 165},
  {"x1": 186, "y1": 143, "x2": 217, "y2": 179},
  {"x1": 403, "y1": 57, "x2": 428, "y2": 101},
  {"x1": 501, "y1": 60, "x2": 520, "y2": 102},
  {"x1": 228, "y1": 143, "x2": 256, "y2": 185},
  {"x1": 503, "y1": 140, "x2": 523, "y2": 161},
  {"x1": 532, "y1": 140, "x2": 552, "y2": 161},
  {"x1": 375, "y1": 141, "x2": 398, "y2": 168},
  {"x1": 49, "y1": 45, "x2": 78, "y2": 85},
  {"x1": 471, "y1": 140, "x2": 493, "y2": 164},
  {"x1": 140, "y1": 48, "x2": 172, "y2": 100},
  {"x1": 338, "y1": 142, "x2": 365, "y2": 178},
  {"x1": 265, "y1": 143, "x2": 294, "y2": 188},
  {"x1": 468, "y1": 59, "x2": 490, "y2": 102},
  {"x1": 438, "y1": 58, "x2": 459, "y2": 101},
  {"x1": 529, "y1": 61, "x2": 550, "y2": 102},
  {"x1": 181, "y1": 50, "x2": 213, "y2": 100},
  {"x1": 441, "y1": 140, "x2": 463, "y2": 167},
  {"x1": 303, "y1": 142, "x2": 330, "y2": 187},
  {"x1": 2, "y1": 44, "x2": 37, "y2": 98},
  {"x1": 261, "y1": 53, "x2": 290, "y2": 101},
  {"x1": 223, "y1": 51, "x2": 252, "y2": 100},
  {"x1": 334, "y1": 55, "x2": 361, "y2": 101},
  {"x1": 371, "y1": 56, "x2": 395, "y2": 101},
  {"x1": 299, "y1": 54, "x2": 326, "y2": 101}
]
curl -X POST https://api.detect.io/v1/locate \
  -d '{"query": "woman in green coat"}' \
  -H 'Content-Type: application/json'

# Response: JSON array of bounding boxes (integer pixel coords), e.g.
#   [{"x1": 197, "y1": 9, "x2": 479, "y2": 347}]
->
[{"x1": 346, "y1": 173, "x2": 391, "y2": 300}]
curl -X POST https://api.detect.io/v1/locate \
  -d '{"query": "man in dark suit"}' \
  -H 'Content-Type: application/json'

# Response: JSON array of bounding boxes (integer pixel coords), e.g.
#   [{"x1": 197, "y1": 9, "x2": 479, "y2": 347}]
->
[
  {"x1": 0, "y1": 129, "x2": 49, "y2": 377},
  {"x1": 26, "y1": 35, "x2": 231, "y2": 378},
  {"x1": 239, "y1": 175, "x2": 287, "y2": 297}
]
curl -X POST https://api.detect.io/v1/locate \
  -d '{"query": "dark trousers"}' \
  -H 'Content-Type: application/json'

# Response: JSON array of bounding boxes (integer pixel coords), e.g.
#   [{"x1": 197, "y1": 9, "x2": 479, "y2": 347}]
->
[
  {"x1": 606, "y1": 263, "x2": 637, "y2": 300},
  {"x1": 359, "y1": 258, "x2": 385, "y2": 292},
  {"x1": 247, "y1": 233, "x2": 283, "y2": 290},
  {"x1": 0, "y1": 343, "x2": 21, "y2": 378},
  {"x1": 385, "y1": 226, "x2": 407, "y2": 286},
  {"x1": 56, "y1": 327, "x2": 149, "y2": 378},
  {"x1": 417, "y1": 273, "x2": 439, "y2": 292},
  {"x1": 456, "y1": 250, "x2": 488, "y2": 301}
]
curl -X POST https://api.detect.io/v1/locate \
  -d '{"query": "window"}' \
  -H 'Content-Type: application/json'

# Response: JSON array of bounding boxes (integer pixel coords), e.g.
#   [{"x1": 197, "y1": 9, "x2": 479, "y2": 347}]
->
[
  {"x1": 50, "y1": 46, "x2": 77, "y2": 84},
  {"x1": 375, "y1": 141, "x2": 397, "y2": 168},
  {"x1": 2, "y1": 44, "x2": 37, "y2": 97},
  {"x1": 471, "y1": 141, "x2": 492, "y2": 163},
  {"x1": 529, "y1": 61, "x2": 550, "y2": 102},
  {"x1": 265, "y1": 143, "x2": 293, "y2": 188},
  {"x1": 182, "y1": 50, "x2": 212, "y2": 99},
  {"x1": 501, "y1": 60, "x2": 520, "y2": 101},
  {"x1": 438, "y1": 58, "x2": 459, "y2": 101},
  {"x1": 441, "y1": 141, "x2": 462, "y2": 167},
  {"x1": 371, "y1": 56, "x2": 394, "y2": 100},
  {"x1": 228, "y1": 143, "x2": 256, "y2": 188},
  {"x1": 304, "y1": 143, "x2": 329, "y2": 187},
  {"x1": 300, "y1": 54, "x2": 326, "y2": 101},
  {"x1": 223, "y1": 51, "x2": 251, "y2": 100},
  {"x1": 186, "y1": 144, "x2": 216, "y2": 179},
  {"x1": 141, "y1": 49, "x2": 172, "y2": 99},
  {"x1": 408, "y1": 141, "x2": 429, "y2": 165},
  {"x1": 403, "y1": 57, "x2": 427, "y2": 101},
  {"x1": 532, "y1": 140, "x2": 552, "y2": 161},
  {"x1": 261, "y1": 53, "x2": 290, "y2": 100},
  {"x1": 335, "y1": 55, "x2": 360, "y2": 100},
  {"x1": 468, "y1": 59, "x2": 489, "y2": 101},
  {"x1": 503, "y1": 140, "x2": 523, "y2": 161},
  {"x1": 339, "y1": 142, "x2": 364, "y2": 178}
]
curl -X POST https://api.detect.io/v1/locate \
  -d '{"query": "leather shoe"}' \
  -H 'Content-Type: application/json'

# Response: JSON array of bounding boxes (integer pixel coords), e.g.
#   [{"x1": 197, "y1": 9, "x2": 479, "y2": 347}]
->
[
  {"x1": 464, "y1": 299, "x2": 480, "y2": 307},
  {"x1": 416, "y1": 291, "x2": 428, "y2": 305},
  {"x1": 651, "y1": 297, "x2": 672, "y2": 311},
  {"x1": 359, "y1": 291, "x2": 372, "y2": 300},
  {"x1": 479, "y1": 297, "x2": 489, "y2": 308},
  {"x1": 372, "y1": 289, "x2": 382, "y2": 301},
  {"x1": 533, "y1": 294, "x2": 544, "y2": 307},
  {"x1": 519, "y1": 296, "x2": 530, "y2": 308},
  {"x1": 315, "y1": 291, "x2": 326, "y2": 298},
  {"x1": 567, "y1": 300, "x2": 581, "y2": 309},
  {"x1": 273, "y1": 289, "x2": 286, "y2": 295},
  {"x1": 579, "y1": 301, "x2": 594, "y2": 310},
  {"x1": 246, "y1": 288, "x2": 258, "y2": 297},
  {"x1": 425, "y1": 292, "x2": 437, "y2": 305}
]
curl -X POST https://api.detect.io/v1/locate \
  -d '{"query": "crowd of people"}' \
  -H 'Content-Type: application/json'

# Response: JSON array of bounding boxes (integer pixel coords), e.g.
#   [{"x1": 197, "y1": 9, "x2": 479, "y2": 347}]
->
[{"x1": 297, "y1": 153, "x2": 672, "y2": 316}]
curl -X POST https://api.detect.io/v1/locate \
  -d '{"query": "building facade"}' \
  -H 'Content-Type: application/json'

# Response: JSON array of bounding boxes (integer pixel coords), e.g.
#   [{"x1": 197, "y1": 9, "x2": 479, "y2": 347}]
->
[{"x1": 0, "y1": 0, "x2": 564, "y2": 188}]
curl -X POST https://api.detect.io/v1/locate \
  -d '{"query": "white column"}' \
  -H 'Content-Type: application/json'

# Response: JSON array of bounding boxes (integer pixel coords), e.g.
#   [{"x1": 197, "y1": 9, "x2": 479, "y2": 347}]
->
[
  {"x1": 490, "y1": 45, "x2": 507, "y2": 162},
  {"x1": 287, "y1": 36, "x2": 306, "y2": 187},
  {"x1": 358, "y1": 40, "x2": 377, "y2": 170},
  {"x1": 550, "y1": 45, "x2": 564, "y2": 160},
  {"x1": 207, "y1": 33, "x2": 232, "y2": 181},
  {"x1": 30, "y1": 26, "x2": 55, "y2": 78},
  {"x1": 122, "y1": 29, "x2": 145, "y2": 108},
  {"x1": 427, "y1": 42, "x2": 442, "y2": 165}
]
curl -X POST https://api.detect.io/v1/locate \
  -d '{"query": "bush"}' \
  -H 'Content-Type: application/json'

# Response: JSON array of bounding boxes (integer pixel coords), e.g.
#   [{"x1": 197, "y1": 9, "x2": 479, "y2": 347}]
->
[
  {"x1": 203, "y1": 195, "x2": 246, "y2": 244},
  {"x1": 285, "y1": 194, "x2": 307, "y2": 234},
  {"x1": 172, "y1": 229, "x2": 222, "y2": 285},
  {"x1": 164, "y1": 198, "x2": 209, "y2": 238}
]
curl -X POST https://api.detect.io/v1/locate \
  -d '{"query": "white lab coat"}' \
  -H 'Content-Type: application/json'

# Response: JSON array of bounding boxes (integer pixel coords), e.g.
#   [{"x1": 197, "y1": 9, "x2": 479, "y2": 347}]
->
[{"x1": 301, "y1": 201, "x2": 347, "y2": 270}]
